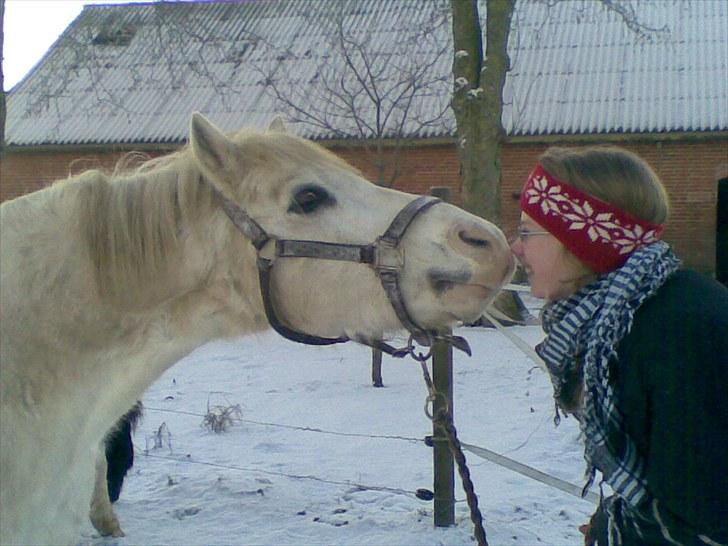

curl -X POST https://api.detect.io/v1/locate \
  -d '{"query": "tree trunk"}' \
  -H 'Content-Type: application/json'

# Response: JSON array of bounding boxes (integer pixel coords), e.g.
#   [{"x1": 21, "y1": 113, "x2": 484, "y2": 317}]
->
[
  {"x1": 450, "y1": 0, "x2": 515, "y2": 225},
  {"x1": 451, "y1": 0, "x2": 525, "y2": 323}
]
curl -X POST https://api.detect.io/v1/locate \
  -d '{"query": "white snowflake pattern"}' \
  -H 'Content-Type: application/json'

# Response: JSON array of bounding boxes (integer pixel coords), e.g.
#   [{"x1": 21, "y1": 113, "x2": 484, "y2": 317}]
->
[
  {"x1": 612, "y1": 223, "x2": 660, "y2": 254},
  {"x1": 525, "y1": 175, "x2": 568, "y2": 216},
  {"x1": 526, "y1": 179, "x2": 659, "y2": 253}
]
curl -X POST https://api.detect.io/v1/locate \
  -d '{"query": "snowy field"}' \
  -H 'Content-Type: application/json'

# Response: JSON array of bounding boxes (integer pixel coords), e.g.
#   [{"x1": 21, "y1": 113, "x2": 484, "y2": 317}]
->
[{"x1": 80, "y1": 314, "x2": 597, "y2": 546}]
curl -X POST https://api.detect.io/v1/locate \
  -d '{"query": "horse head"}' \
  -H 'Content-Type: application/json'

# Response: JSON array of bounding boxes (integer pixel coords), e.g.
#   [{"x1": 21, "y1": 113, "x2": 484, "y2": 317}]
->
[{"x1": 190, "y1": 113, "x2": 515, "y2": 345}]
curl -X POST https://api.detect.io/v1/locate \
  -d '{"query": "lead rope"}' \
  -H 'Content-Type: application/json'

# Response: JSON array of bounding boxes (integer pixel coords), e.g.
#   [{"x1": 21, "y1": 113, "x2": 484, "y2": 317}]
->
[{"x1": 409, "y1": 341, "x2": 488, "y2": 546}]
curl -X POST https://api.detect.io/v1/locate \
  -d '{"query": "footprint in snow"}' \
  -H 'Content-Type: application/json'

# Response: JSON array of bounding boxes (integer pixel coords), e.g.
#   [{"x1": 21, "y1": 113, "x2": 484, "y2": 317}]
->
[
  {"x1": 312, "y1": 508, "x2": 349, "y2": 527},
  {"x1": 172, "y1": 507, "x2": 201, "y2": 520}
]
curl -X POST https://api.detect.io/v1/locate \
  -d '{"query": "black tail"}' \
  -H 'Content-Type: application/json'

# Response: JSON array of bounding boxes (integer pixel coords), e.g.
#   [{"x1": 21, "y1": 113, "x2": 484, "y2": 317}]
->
[{"x1": 105, "y1": 401, "x2": 143, "y2": 503}]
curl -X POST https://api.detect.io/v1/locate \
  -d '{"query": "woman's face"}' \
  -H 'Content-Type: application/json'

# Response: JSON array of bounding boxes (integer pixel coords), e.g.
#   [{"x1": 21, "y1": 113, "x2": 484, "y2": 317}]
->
[{"x1": 510, "y1": 213, "x2": 592, "y2": 301}]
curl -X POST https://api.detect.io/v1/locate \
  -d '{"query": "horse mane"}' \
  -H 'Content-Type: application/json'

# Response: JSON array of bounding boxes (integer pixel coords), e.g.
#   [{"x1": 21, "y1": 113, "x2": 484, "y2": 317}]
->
[
  {"x1": 73, "y1": 147, "x2": 212, "y2": 306},
  {"x1": 71, "y1": 128, "x2": 359, "y2": 306}
]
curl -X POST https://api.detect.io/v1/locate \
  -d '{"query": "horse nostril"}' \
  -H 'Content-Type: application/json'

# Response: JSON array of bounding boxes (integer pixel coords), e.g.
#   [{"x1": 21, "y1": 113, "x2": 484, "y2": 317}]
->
[
  {"x1": 459, "y1": 230, "x2": 489, "y2": 248},
  {"x1": 432, "y1": 279, "x2": 455, "y2": 293}
]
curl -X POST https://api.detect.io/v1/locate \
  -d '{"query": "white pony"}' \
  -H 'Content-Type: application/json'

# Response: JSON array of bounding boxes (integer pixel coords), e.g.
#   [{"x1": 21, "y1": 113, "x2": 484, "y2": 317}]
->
[{"x1": 0, "y1": 113, "x2": 514, "y2": 545}]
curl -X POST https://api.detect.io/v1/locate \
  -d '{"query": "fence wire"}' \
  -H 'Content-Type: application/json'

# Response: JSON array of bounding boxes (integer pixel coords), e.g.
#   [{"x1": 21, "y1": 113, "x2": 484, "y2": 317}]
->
[{"x1": 138, "y1": 404, "x2": 597, "y2": 505}]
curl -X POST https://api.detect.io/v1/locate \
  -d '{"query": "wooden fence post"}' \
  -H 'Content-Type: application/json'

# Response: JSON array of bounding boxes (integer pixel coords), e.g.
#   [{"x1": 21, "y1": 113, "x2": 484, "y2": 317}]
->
[
  {"x1": 432, "y1": 334, "x2": 455, "y2": 526},
  {"x1": 430, "y1": 186, "x2": 455, "y2": 527}
]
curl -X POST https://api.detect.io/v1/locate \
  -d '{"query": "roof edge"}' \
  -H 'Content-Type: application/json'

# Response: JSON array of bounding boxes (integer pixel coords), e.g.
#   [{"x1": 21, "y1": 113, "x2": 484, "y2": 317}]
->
[
  {"x1": 506, "y1": 130, "x2": 728, "y2": 145},
  {"x1": 4, "y1": 130, "x2": 727, "y2": 154}
]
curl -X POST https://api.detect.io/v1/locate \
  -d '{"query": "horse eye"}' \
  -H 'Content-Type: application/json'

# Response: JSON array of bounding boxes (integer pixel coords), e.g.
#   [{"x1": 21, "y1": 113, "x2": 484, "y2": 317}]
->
[{"x1": 289, "y1": 186, "x2": 333, "y2": 214}]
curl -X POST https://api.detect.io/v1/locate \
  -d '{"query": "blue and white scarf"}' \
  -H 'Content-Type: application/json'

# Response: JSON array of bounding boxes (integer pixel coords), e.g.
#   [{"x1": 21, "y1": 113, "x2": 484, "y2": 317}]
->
[{"x1": 536, "y1": 241, "x2": 680, "y2": 507}]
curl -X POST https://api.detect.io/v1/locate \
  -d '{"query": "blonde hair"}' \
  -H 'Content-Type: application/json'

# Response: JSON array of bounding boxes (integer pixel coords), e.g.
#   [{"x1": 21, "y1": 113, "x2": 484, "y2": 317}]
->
[{"x1": 539, "y1": 146, "x2": 670, "y2": 225}]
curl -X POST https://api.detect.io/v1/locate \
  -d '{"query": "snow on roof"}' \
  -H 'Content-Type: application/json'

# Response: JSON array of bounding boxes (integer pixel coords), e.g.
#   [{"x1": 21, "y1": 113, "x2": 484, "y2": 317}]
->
[{"x1": 6, "y1": 0, "x2": 727, "y2": 146}]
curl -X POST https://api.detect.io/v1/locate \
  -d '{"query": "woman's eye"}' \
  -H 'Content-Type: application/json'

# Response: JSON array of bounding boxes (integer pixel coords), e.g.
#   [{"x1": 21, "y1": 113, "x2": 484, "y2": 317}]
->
[{"x1": 289, "y1": 186, "x2": 334, "y2": 214}]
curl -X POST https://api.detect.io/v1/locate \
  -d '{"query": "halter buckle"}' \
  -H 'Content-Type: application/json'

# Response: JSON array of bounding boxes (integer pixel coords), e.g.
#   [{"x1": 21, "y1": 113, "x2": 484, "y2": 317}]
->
[
  {"x1": 373, "y1": 237, "x2": 404, "y2": 273},
  {"x1": 257, "y1": 238, "x2": 278, "y2": 264}
]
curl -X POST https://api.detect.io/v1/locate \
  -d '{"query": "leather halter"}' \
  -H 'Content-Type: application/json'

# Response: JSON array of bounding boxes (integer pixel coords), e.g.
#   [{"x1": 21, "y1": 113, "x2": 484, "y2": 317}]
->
[{"x1": 216, "y1": 190, "x2": 472, "y2": 358}]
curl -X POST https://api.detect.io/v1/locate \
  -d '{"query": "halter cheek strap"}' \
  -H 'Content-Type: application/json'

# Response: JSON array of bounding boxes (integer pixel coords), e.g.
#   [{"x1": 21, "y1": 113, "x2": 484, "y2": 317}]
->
[{"x1": 256, "y1": 255, "x2": 348, "y2": 345}]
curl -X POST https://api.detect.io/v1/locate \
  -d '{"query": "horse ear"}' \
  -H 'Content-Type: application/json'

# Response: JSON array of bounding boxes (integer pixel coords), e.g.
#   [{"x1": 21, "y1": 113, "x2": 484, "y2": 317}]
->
[
  {"x1": 268, "y1": 116, "x2": 287, "y2": 133},
  {"x1": 189, "y1": 112, "x2": 238, "y2": 192}
]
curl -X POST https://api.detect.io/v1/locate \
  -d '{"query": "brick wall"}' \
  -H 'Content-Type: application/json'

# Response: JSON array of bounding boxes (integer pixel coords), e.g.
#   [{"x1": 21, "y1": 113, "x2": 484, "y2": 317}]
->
[
  {"x1": 2, "y1": 138, "x2": 726, "y2": 273},
  {"x1": 0, "y1": 150, "x2": 133, "y2": 202},
  {"x1": 333, "y1": 144, "x2": 463, "y2": 201}
]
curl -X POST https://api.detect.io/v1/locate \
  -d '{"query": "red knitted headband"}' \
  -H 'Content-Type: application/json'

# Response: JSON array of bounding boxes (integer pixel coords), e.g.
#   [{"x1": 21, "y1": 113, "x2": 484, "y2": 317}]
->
[{"x1": 519, "y1": 165, "x2": 665, "y2": 273}]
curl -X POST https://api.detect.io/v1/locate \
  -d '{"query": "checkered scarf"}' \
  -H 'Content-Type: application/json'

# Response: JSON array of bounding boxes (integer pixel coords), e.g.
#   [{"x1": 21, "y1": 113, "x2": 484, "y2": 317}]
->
[{"x1": 536, "y1": 241, "x2": 680, "y2": 506}]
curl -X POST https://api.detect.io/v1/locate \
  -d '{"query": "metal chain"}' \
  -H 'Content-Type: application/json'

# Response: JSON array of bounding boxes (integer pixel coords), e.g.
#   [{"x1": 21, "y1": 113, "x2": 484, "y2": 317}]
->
[{"x1": 417, "y1": 358, "x2": 488, "y2": 546}]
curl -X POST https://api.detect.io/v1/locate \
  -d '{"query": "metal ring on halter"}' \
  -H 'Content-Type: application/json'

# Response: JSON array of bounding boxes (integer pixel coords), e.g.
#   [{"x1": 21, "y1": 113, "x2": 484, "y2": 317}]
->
[{"x1": 407, "y1": 331, "x2": 434, "y2": 362}]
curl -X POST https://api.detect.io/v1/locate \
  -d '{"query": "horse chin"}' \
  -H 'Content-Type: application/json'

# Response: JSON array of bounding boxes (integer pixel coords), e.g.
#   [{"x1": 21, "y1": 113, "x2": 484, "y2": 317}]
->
[
  {"x1": 435, "y1": 283, "x2": 500, "y2": 325},
  {"x1": 406, "y1": 284, "x2": 499, "y2": 331}
]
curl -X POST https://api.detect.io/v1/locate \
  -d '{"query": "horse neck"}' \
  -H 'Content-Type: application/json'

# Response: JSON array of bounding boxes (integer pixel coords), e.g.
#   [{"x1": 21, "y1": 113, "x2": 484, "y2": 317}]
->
[
  {"x1": 0, "y1": 164, "x2": 268, "y2": 461},
  {"x1": 80, "y1": 159, "x2": 266, "y2": 340}
]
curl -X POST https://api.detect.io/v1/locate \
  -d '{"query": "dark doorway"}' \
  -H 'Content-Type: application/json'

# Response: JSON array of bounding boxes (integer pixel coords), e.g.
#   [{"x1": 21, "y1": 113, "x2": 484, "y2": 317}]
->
[{"x1": 717, "y1": 177, "x2": 728, "y2": 286}]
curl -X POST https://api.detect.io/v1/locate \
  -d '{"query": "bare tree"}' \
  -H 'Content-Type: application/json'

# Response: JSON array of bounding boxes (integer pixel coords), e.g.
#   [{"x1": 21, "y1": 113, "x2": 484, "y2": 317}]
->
[
  {"x1": 256, "y1": 0, "x2": 452, "y2": 189},
  {"x1": 450, "y1": 0, "x2": 515, "y2": 225}
]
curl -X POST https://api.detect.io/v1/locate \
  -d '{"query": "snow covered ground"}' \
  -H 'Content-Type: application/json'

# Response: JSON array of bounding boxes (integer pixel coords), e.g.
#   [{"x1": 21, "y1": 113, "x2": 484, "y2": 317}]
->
[{"x1": 80, "y1": 309, "x2": 597, "y2": 546}]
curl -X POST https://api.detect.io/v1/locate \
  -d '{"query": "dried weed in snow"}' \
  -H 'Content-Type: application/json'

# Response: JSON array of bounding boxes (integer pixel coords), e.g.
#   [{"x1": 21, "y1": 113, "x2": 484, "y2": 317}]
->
[{"x1": 201, "y1": 393, "x2": 243, "y2": 433}]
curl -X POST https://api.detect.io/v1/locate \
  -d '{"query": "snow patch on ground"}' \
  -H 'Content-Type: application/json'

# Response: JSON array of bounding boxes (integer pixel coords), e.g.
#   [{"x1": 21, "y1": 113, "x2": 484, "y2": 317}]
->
[{"x1": 79, "y1": 320, "x2": 595, "y2": 545}]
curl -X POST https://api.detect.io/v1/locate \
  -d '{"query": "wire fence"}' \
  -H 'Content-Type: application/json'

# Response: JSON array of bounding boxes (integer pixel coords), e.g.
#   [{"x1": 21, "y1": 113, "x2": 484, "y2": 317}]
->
[
  {"x1": 136, "y1": 404, "x2": 598, "y2": 505},
  {"x1": 136, "y1": 404, "x2": 456, "y2": 502},
  {"x1": 139, "y1": 450, "x2": 429, "y2": 500},
  {"x1": 145, "y1": 405, "x2": 424, "y2": 443}
]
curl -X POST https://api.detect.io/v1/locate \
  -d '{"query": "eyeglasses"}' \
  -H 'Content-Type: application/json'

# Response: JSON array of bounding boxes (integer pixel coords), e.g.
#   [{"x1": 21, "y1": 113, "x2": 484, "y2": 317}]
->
[{"x1": 510, "y1": 227, "x2": 551, "y2": 243}]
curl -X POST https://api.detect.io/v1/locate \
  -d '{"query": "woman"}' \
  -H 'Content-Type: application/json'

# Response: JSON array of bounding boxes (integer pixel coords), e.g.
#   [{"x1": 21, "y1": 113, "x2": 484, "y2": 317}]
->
[{"x1": 511, "y1": 146, "x2": 728, "y2": 545}]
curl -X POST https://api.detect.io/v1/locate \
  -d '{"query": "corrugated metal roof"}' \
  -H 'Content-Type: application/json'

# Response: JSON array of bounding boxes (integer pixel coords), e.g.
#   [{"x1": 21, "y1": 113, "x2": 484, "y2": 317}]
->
[
  {"x1": 6, "y1": 0, "x2": 727, "y2": 146},
  {"x1": 503, "y1": 0, "x2": 728, "y2": 135}
]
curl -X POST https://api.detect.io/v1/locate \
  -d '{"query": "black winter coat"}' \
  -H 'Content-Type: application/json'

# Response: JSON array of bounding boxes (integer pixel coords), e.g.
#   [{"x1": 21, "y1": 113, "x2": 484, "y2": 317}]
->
[{"x1": 611, "y1": 269, "x2": 728, "y2": 543}]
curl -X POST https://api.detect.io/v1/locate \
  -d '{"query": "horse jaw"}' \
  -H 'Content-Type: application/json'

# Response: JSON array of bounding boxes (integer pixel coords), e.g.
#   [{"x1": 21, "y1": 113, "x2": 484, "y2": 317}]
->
[{"x1": 267, "y1": 261, "x2": 405, "y2": 340}]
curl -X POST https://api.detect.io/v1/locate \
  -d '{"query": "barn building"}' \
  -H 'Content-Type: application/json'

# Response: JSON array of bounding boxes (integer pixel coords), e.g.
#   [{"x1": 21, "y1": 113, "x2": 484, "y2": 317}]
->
[{"x1": 2, "y1": 0, "x2": 727, "y2": 279}]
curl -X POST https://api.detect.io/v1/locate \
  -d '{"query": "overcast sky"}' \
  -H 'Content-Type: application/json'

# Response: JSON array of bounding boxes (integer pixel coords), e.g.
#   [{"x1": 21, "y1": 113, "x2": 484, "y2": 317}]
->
[{"x1": 3, "y1": 0, "x2": 131, "y2": 90}]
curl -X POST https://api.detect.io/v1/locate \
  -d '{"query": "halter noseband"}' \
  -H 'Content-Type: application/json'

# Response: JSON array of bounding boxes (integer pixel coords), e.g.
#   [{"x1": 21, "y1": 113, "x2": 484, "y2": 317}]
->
[{"x1": 216, "y1": 191, "x2": 472, "y2": 358}]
